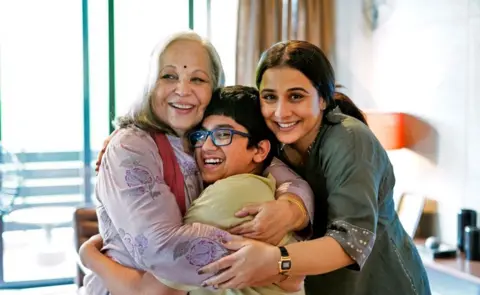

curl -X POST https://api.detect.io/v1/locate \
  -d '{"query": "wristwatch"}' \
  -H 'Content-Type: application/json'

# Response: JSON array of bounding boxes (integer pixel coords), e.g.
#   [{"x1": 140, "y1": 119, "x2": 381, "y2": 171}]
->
[{"x1": 278, "y1": 246, "x2": 292, "y2": 275}]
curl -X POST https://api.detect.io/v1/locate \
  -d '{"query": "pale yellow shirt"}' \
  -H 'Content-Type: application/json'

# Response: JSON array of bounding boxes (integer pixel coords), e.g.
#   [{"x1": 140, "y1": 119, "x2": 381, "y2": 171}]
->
[{"x1": 160, "y1": 173, "x2": 304, "y2": 295}]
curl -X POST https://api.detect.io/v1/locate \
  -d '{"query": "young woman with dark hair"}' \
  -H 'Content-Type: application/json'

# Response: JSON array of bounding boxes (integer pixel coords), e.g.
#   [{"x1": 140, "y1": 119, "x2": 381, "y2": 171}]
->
[{"x1": 199, "y1": 40, "x2": 431, "y2": 295}]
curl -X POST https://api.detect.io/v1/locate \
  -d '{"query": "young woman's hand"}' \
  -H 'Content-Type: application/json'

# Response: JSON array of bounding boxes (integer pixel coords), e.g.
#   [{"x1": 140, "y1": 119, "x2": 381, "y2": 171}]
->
[
  {"x1": 197, "y1": 238, "x2": 279, "y2": 289},
  {"x1": 229, "y1": 196, "x2": 306, "y2": 245}
]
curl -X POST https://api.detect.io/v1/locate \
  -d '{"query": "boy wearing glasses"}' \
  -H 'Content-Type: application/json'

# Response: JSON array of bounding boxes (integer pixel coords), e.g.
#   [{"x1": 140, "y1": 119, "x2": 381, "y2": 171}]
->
[{"x1": 159, "y1": 86, "x2": 307, "y2": 295}]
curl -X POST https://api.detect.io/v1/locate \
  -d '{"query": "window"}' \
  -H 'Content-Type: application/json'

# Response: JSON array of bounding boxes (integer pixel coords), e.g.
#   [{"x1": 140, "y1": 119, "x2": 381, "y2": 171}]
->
[
  {"x1": 0, "y1": 0, "x2": 193, "y2": 288},
  {"x1": 194, "y1": 0, "x2": 239, "y2": 86},
  {"x1": 0, "y1": 0, "x2": 84, "y2": 285},
  {"x1": 89, "y1": 0, "x2": 110, "y2": 169},
  {"x1": 114, "y1": 0, "x2": 190, "y2": 117},
  {"x1": 0, "y1": 0, "x2": 239, "y2": 288}
]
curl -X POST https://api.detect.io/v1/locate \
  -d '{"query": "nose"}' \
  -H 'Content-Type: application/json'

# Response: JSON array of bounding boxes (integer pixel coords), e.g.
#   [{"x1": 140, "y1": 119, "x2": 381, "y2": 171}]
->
[
  {"x1": 201, "y1": 135, "x2": 217, "y2": 151},
  {"x1": 175, "y1": 79, "x2": 192, "y2": 96},
  {"x1": 274, "y1": 100, "x2": 292, "y2": 118}
]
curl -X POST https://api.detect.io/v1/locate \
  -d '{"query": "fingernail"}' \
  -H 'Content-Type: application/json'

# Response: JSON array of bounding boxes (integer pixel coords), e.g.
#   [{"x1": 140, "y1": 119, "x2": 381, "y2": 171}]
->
[
  {"x1": 197, "y1": 269, "x2": 204, "y2": 275},
  {"x1": 201, "y1": 282, "x2": 207, "y2": 287}
]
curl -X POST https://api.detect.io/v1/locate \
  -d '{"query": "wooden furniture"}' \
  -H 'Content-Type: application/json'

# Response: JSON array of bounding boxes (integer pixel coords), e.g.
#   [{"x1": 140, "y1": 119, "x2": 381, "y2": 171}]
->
[
  {"x1": 73, "y1": 207, "x2": 98, "y2": 287},
  {"x1": 397, "y1": 193, "x2": 426, "y2": 237},
  {"x1": 415, "y1": 239, "x2": 480, "y2": 295}
]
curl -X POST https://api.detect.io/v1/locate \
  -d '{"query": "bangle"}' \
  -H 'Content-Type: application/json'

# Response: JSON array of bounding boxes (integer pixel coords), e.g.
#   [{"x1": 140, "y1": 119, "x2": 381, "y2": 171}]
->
[{"x1": 280, "y1": 195, "x2": 308, "y2": 230}]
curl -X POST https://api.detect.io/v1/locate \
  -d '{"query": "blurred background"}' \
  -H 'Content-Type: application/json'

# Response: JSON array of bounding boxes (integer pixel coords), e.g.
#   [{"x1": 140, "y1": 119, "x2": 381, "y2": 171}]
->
[{"x1": 0, "y1": 0, "x2": 479, "y2": 294}]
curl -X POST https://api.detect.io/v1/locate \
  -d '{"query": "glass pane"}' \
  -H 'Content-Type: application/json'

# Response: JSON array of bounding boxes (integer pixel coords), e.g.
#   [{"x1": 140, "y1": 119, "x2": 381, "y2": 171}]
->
[
  {"x1": 194, "y1": 0, "x2": 208, "y2": 38},
  {"x1": 89, "y1": 0, "x2": 109, "y2": 204},
  {"x1": 0, "y1": 0, "x2": 83, "y2": 284},
  {"x1": 115, "y1": 0, "x2": 190, "y2": 117},
  {"x1": 210, "y1": 0, "x2": 238, "y2": 86}
]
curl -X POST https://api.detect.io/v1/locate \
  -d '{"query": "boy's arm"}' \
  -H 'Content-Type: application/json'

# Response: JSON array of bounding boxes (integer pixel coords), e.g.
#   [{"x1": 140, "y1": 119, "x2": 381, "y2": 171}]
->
[{"x1": 80, "y1": 235, "x2": 186, "y2": 295}]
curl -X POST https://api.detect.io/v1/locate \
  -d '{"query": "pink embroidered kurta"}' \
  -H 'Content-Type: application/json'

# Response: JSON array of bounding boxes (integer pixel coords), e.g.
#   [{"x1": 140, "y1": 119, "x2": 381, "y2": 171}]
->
[{"x1": 83, "y1": 126, "x2": 314, "y2": 295}]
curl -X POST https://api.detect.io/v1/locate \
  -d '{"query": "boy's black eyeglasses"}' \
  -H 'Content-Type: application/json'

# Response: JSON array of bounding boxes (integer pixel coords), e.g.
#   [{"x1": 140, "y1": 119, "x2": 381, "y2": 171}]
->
[{"x1": 189, "y1": 128, "x2": 250, "y2": 148}]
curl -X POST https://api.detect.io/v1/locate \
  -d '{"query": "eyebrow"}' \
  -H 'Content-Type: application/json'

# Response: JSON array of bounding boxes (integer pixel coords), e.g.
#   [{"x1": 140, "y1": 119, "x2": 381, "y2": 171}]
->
[
  {"x1": 261, "y1": 87, "x2": 310, "y2": 94},
  {"x1": 200, "y1": 123, "x2": 235, "y2": 131},
  {"x1": 261, "y1": 88, "x2": 276, "y2": 93},
  {"x1": 191, "y1": 69, "x2": 210, "y2": 78},
  {"x1": 288, "y1": 87, "x2": 309, "y2": 93},
  {"x1": 160, "y1": 65, "x2": 210, "y2": 78},
  {"x1": 215, "y1": 124, "x2": 234, "y2": 129},
  {"x1": 159, "y1": 65, "x2": 176, "y2": 71}
]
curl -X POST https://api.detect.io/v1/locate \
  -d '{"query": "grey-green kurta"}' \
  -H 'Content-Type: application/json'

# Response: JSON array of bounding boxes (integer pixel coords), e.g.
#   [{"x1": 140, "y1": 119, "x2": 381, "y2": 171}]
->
[{"x1": 287, "y1": 108, "x2": 431, "y2": 295}]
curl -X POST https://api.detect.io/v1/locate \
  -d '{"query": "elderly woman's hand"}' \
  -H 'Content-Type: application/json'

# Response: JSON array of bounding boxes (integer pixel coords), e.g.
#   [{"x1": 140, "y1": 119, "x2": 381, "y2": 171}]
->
[
  {"x1": 198, "y1": 238, "x2": 280, "y2": 289},
  {"x1": 229, "y1": 194, "x2": 308, "y2": 245}
]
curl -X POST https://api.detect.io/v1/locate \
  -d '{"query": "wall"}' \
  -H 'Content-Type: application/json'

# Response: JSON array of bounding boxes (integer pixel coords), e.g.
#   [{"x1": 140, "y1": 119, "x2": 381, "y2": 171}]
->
[{"x1": 334, "y1": 0, "x2": 480, "y2": 244}]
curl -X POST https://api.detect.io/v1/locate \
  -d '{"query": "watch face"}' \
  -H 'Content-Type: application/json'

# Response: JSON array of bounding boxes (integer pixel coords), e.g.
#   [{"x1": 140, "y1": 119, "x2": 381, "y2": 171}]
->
[{"x1": 281, "y1": 260, "x2": 291, "y2": 270}]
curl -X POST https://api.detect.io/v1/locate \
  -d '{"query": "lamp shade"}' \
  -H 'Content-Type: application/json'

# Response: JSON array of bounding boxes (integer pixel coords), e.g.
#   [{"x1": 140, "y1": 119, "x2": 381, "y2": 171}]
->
[{"x1": 365, "y1": 112, "x2": 406, "y2": 150}]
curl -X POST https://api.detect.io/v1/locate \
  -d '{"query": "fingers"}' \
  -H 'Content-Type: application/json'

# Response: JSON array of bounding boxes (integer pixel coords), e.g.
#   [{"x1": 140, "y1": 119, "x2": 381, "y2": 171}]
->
[
  {"x1": 228, "y1": 234, "x2": 245, "y2": 242},
  {"x1": 229, "y1": 221, "x2": 255, "y2": 235},
  {"x1": 234, "y1": 204, "x2": 261, "y2": 218},
  {"x1": 96, "y1": 130, "x2": 118, "y2": 173},
  {"x1": 223, "y1": 240, "x2": 247, "y2": 251},
  {"x1": 90, "y1": 234, "x2": 104, "y2": 245},
  {"x1": 201, "y1": 269, "x2": 236, "y2": 288},
  {"x1": 79, "y1": 239, "x2": 103, "y2": 268},
  {"x1": 83, "y1": 235, "x2": 104, "y2": 250},
  {"x1": 197, "y1": 253, "x2": 237, "y2": 275},
  {"x1": 230, "y1": 217, "x2": 270, "y2": 236},
  {"x1": 95, "y1": 149, "x2": 105, "y2": 173}
]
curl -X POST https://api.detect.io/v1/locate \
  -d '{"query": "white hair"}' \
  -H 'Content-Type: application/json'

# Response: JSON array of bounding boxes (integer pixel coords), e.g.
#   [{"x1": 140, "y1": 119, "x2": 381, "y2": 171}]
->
[
  {"x1": 117, "y1": 30, "x2": 226, "y2": 135},
  {"x1": 144, "y1": 31, "x2": 225, "y2": 94}
]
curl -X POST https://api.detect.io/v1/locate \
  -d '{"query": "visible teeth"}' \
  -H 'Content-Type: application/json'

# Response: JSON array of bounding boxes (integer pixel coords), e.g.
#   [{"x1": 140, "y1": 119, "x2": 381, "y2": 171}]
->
[
  {"x1": 278, "y1": 122, "x2": 297, "y2": 128},
  {"x1": 171, "y1": 103, "x2": 193, "y2": 109},
  {"x1": 205, "y1": 158, "x2": 223, "y2": 164}
]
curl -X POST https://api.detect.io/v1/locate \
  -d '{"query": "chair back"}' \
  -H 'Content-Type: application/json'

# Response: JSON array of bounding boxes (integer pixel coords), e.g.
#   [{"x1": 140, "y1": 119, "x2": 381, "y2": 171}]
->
[{"x1": 73, "y1": 207, "x2": 99, "y2": 287}]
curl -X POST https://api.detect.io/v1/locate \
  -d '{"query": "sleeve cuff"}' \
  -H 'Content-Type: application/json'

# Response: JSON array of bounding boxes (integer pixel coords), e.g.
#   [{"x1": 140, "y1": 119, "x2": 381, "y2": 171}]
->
[
  {"x1": 276, "y1": 182, "x2": 314, "y2": 224},
  {"x1": 276, "y1": 184, "x2": 313, "y2": 240},
  {"x1": 325, "y1": 220, "x2": 375, "y2": 270}
]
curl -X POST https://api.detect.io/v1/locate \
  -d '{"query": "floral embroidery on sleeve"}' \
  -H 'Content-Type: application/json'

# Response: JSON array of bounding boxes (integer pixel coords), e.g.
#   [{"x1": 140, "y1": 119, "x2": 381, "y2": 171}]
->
[
  {"x1": 118, "y1": 228, "x2": 150, "y2": 267},
  {"x1": 326, "y1": 220, "x2": 376, "y2": 269},
  {"x1": 173, "y1": 235, "x2": 229, "y2": 267}
]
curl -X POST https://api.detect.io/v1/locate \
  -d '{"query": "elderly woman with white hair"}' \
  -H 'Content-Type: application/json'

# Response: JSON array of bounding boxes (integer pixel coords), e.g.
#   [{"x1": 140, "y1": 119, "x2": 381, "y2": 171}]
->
[{"x1": 79, "y1": 31, "x2": 315, "y2": 295}]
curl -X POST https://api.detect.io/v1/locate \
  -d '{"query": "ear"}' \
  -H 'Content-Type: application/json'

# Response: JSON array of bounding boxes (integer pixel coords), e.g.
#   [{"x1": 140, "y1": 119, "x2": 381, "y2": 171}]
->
[
  {"x1": 252, "y1": 139, "x2": 271, "y2": 164},
  {"x1": 320, "y1": 97, "x2": 327, "y2": 111}
]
